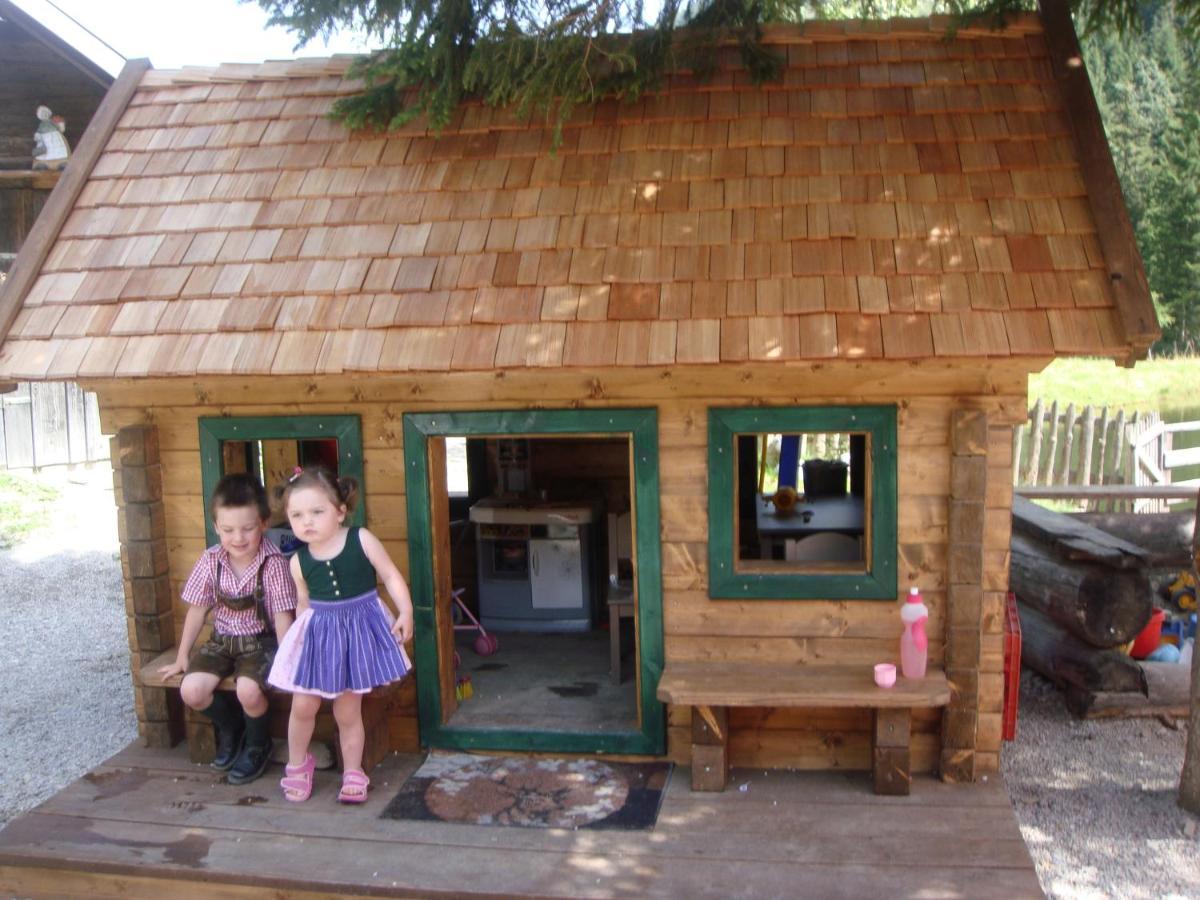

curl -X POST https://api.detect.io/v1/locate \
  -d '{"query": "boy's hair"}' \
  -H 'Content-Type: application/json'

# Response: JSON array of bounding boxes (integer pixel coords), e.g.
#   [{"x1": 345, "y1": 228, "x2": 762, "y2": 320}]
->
[
  {"x1": 211, "y1": 472, "x2": 270, "y2": 521},
  {"x1": 274, "y1": 466, "x2": 359, "y2": 515}
]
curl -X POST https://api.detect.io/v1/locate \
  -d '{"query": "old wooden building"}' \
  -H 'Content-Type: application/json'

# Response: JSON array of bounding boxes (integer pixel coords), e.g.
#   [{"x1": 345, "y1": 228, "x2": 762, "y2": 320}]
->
[
  {"x1": 0, "y1": 0, "x2": 110, "y2": 277},
  {"x1": 0, "y1": 1, "x2": 1158, "y2": 808}
]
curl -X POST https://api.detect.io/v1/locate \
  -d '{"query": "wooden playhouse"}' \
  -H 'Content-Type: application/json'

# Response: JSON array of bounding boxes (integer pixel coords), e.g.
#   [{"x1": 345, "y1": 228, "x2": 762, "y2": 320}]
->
[{"x1": 0, "y1": 0, "x2": 1159, "y2": 799}]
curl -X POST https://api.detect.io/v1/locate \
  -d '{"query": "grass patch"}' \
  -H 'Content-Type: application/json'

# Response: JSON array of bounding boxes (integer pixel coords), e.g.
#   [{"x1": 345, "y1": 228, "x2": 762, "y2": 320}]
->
[
  {"x1": 1029, "y1": 357, "x2": 1200, "y2": 419},
  {"x1": 0, "y1": 471, "x2": 60, "y2": 548}
]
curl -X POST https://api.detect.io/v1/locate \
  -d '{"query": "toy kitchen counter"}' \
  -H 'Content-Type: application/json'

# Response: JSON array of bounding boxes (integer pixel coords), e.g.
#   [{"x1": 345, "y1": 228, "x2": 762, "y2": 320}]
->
[{"x1": 468, "y1": 497, "x2": 599, "y2": 633}]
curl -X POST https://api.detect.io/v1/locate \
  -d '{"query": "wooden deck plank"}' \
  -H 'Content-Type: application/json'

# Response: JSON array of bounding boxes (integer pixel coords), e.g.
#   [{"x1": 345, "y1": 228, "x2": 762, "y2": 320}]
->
[
  {"x1": 0, "y1": 812, "x2": 1043, "y2": 899},
  {"x1": 0, "y1": 865, "x2": 355, "y2": 900},
  {"x1": 24, "y1": 766, "x2": 1034, "y2": 868},
  {"x1": 0, "y1": 743, "x2": 1042, "y2": 898},
  {"x1": 102, "y1": 743, "x2": 1013, "y2": 808}
]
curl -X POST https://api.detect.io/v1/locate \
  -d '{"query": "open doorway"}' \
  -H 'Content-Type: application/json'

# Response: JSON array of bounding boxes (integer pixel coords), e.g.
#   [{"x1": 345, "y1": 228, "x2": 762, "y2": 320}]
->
[
  {"x1": 446, "y1": 435, "x2": 636, "y2": 733},
  {"x1": 403, "y1": 409, "x2": 664, "y2": 756}
]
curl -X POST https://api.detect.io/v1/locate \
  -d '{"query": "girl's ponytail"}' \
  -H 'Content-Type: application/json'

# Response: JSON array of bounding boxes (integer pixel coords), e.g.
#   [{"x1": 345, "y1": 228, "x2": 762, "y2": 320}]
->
[{"x1": 278, "y1": 466, "x2": 359, "y2": 513}]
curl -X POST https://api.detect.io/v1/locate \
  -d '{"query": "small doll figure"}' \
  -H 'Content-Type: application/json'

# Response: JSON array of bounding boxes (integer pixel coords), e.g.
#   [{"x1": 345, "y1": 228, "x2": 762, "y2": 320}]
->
[{"x1": 33, "y1": 106, "x2": 70, "y2": 170}]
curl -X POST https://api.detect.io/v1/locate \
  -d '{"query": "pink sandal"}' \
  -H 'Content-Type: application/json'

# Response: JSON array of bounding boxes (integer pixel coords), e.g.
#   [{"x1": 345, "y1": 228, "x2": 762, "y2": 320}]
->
[
  {"x1": 280, "y1": 753, "x2": 315, "y2": 803},
  {"x1": 337, "y1": 769, "x2": 370, "y2": 804}
]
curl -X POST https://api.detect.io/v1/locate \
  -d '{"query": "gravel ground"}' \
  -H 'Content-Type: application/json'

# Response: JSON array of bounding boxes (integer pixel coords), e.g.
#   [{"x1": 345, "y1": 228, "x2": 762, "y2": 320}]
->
[
  {"x1": 1003, "y1": 670, "x2": 1200, "y2": 899},
  {"x1": 0, "y1": 468, "x2": 1198, "y2": 899},
  {"x1": 0, "y1": 465, "x2": 134, "y2": 827}
]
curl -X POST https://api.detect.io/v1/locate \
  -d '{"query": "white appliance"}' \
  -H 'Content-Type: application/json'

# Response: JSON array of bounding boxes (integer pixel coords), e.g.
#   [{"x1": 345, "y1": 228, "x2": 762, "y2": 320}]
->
[
  {"x1": 470, "y1": 499, "x2": 596, "y2": 633},
  {"x1": 529, "y1": 536, "x2": 584, "y2": 610}
]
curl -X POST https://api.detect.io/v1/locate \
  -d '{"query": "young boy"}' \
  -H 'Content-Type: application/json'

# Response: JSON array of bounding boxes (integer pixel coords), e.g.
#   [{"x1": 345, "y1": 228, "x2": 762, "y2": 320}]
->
[{"x1": 158, "y1": 473, "x2": 297, "y2": 784}]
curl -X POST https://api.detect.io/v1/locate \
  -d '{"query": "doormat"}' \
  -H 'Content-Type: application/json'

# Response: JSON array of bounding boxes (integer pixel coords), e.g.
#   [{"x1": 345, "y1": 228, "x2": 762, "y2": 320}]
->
[{"x1": 380, "y1": 752, "x2": 672, "y2": 830}]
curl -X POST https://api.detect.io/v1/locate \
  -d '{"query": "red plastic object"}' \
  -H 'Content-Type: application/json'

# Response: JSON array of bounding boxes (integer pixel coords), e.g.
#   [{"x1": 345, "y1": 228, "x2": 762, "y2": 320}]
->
[
  {"x1": 1129, "y1": 608, "x2": 1165, "y2": 660},
  {"x1": 1002, "y1": 593, "x2": 1022, "y2": 742}
]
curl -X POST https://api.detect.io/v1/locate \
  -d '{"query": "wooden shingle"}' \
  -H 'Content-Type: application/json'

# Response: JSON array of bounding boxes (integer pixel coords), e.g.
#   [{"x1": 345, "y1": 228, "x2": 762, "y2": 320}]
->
[{"x1": 0, "y1": 18, "x2": 1152, "y2": 379}]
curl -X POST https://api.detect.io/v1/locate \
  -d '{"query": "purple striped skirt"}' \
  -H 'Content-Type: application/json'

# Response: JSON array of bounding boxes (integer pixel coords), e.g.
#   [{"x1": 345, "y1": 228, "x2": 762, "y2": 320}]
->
[{"x1": 268, "y1": 590, "x2": 411, "y2": 699}]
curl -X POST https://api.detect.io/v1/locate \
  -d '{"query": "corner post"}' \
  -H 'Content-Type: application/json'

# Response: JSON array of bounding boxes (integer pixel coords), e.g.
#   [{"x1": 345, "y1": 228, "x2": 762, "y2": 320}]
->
[
  {"x1": 941, "y1": 409, "x2": 990, "y2": 781},
  {"x1": 116, "y1": 423, "x2": 180, "y2": 748}
]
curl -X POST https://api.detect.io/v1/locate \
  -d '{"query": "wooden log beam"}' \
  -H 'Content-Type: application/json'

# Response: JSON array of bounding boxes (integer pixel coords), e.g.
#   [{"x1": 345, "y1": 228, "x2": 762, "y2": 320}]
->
[
  {"x1": 1068, "y1": 512, "x2": 1195, "y2": 569},
  {"x1": 1010, "y1": 533, "x2": 1151, "y2": 647},
  {"x1": 1017, "y1": 602, "x2": 1149, "y2": 696},
  {"x1": 0, "y1": 170, "x2": 61, "y2": 189},
  {"x1": 1071, "y1": 662, "x2": 1191, "y2": 719},
  {"x1": 1013, "y1": 495, "x2": 1149, "y2": 568}
]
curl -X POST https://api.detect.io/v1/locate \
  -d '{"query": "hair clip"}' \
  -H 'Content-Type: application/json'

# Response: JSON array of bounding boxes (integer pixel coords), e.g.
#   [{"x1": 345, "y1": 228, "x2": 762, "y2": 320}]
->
[{"x1": 288, "y1": 466, "x2": 303, "y2": 483}]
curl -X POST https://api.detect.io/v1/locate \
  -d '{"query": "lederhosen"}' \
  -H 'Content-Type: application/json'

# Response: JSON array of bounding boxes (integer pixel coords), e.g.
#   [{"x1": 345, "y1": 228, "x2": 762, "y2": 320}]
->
[
  {"x1": 189, "y1": 560, "x2": 279, "y2": 690},
  {"x1": 215, "y1": 560, "x2": 270, "y2": 633}
]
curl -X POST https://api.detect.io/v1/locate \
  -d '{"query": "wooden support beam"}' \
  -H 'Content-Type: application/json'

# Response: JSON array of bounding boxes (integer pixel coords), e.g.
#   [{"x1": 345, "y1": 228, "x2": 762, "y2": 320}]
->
[
  {"x1": 695, "y1": 704, "x2": 724, "y2": 742},
  {"x1": 0, "y1": 170, "x2": 61, "y2": 190},
  {"x1": 690, "y1": 705, "x2": 729, "y2": 791},
  {"x1": 942, "y1": 410, "x2": 991, "y2": 781}
]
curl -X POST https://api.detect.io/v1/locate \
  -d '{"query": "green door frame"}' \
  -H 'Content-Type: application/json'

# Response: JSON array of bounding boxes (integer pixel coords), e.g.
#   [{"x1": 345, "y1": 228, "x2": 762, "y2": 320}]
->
[{"x1": 402, "y1": 408, "x2": 665, "y2": 755}]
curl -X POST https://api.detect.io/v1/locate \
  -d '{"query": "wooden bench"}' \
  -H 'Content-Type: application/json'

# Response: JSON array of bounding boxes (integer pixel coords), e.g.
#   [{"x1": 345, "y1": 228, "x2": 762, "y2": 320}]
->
[
  {"x1": 656, "y1": 661, "x2": 951, "y2": 796},
  {"x1": 140, "y1": 648, "x2": 404, "y2": 773}
]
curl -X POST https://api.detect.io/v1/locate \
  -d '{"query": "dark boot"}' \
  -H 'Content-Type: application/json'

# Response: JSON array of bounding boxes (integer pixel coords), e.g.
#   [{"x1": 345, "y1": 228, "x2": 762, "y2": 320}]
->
[
  {"x1": 227, "y1": 710, "x2": 271, "y2": 785},
  {"x1": 200, "y1": 692, "x2": 244, "y2": 771}
]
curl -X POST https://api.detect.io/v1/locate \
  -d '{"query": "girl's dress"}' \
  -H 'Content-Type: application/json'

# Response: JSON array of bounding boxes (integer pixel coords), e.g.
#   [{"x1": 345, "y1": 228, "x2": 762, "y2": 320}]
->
[{"x1": 269, "y1": 527, "x2": 411, "y2": 699}]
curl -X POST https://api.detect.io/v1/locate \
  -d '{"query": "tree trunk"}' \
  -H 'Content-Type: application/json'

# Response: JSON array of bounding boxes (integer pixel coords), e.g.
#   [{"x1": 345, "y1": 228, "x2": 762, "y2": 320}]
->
[
  {"x1": 1178, "y1": 493, "x2": 1200, "y2": 815},
  {"x1": 1011, "y1": 532, "x2": 1152, "y2": 648},
  {"x1": 1018, "y1": 601, "x2": 1149, "y2": 697},
  {"x1": 1070, "y1": 512, "x2": 1195, "y2": 569}
]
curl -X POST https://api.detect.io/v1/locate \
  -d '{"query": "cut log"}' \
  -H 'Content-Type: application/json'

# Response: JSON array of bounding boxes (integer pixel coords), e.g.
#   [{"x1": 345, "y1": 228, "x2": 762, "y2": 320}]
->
[
  {"x1": 1010, "y1": 532, "x2": 1152, "y2": 647},
  {"x1": 1012, "y1": 495, "x2": 1149, "y2": 569},
  {"x1": 1068, "y1": 512, "x2": 1195, "y2": 569},
  {"x1": 1069, "y1": 662, "x2": 1192, "y2": 719},
  {"x1": 1017, "y1": 602, "x2": 1149, "y2": 696}
]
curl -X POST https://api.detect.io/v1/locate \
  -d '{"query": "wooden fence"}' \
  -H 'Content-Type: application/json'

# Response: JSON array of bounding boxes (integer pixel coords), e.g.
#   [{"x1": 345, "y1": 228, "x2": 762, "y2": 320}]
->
[
  {"x1": 1013, "y1": 399, "x2": 1200, "y2": 511},
  {"x1": 0, "y1": 382, "x2": 109, "y2": 470}
]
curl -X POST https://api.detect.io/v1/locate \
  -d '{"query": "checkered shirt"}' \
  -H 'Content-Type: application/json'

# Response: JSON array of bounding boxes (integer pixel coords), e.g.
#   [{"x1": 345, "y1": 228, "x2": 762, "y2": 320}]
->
[{"x1": 181, "y1": 541, "x2": 297, "y2": 637}]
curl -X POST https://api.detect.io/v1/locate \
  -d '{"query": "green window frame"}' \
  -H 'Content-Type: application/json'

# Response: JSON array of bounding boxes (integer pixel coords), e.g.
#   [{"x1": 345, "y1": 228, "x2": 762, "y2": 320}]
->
[
  {"x1": 199, "y1": 415, "x2": 365, "y2": 545},
  {"x1": 707, "y1": 405, "x2": 897, "y2": 600}
]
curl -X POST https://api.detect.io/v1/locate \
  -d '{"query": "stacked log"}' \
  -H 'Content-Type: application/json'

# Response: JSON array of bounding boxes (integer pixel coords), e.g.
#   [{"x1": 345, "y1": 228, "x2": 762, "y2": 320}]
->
[
  {"x1": 1010, "y1": 497, "x2": 1158, "y2": 716},
  {"x1": 1068, "y1": 512, "x2": 1195, "y2": 569},
  {"x1": 1010, "y1": 533, "x2": 1150, "y2": 648}
]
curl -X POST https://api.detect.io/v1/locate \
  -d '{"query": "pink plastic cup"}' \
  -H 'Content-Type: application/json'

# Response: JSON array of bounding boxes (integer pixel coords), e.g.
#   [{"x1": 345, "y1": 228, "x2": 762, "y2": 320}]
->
[{"x1": 874, "y1": 663, "x2": 897, "y2": 689}]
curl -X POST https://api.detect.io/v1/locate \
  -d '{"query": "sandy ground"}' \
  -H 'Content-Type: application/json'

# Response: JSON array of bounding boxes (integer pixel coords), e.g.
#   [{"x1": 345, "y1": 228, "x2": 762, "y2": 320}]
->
[{"x1": 0, "y1": 465, "x2": 1198, "y2": 898}]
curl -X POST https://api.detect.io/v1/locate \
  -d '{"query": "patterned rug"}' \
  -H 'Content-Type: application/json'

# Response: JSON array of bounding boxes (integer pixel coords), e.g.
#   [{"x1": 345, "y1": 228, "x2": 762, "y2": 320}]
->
[{"x1": 381, "y1": 752, "x2": 672, "y2": 830}]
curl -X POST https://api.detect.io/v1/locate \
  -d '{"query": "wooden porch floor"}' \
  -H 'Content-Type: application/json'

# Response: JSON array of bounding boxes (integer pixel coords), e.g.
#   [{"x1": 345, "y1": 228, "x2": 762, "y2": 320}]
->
[{"x1": 0, "y1": 742, "x2": 1042, "y2": 899}]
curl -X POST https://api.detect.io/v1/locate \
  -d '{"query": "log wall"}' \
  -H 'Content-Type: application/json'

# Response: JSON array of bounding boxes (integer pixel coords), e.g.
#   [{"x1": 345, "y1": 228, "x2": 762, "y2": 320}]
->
[
  {"x1": 92, "y1": 360, "x2": 1030, "y2": 775},
  {"x1": 0, "y1": 182, "x2": 49, "y2": 259}
]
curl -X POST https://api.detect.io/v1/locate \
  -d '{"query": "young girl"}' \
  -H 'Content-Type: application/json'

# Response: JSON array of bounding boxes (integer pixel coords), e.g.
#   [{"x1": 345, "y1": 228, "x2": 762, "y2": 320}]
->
[{"x1": 268, "y1": 467, "x2": 414, "y2": 804}]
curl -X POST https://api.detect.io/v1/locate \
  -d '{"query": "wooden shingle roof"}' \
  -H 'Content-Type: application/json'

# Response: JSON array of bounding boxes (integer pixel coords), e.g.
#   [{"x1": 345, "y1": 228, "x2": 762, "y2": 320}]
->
[{"x1": 0, "y1": 13, "x2": 1160, "y2": 379}]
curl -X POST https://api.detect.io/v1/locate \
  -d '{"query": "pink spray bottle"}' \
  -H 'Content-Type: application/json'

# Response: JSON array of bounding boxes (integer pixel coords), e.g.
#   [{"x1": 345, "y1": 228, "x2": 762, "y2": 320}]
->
[{"x1": 900, "y1": 586, "x2": 929, "y2": 679}]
